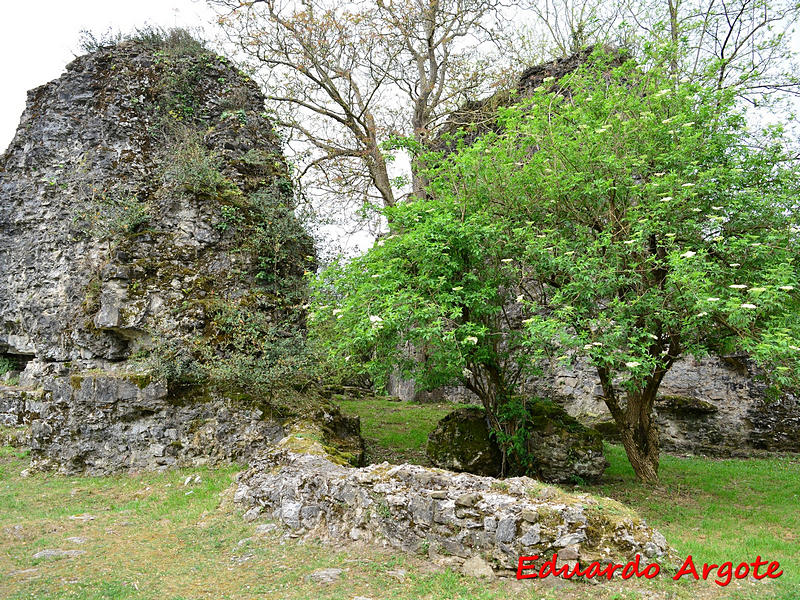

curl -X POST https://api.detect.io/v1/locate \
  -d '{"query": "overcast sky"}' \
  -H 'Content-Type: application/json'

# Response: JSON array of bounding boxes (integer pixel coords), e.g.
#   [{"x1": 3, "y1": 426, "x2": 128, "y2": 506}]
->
[
  {"x1": 0, "y1": 0, "x2": 216, "y2": 151},
  {"x1": 4, "y1": 2, "x2": 800, "y2": 152}
]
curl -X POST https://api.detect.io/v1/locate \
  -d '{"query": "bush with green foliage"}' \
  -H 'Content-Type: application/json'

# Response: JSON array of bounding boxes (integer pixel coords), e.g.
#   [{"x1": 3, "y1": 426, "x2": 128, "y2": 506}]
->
[
  {"x1": 163, "y1": 129, "x2": 235, "y2": 197},
  {"x1": 312, "y1": 48, "x2": 800, "y2": 483},
  {"x1": 0, "y1": 357, "x2": 15, "y2": 377},
  {"x1": 77, "y1": 188, "x2": 152, "y2": 240}
]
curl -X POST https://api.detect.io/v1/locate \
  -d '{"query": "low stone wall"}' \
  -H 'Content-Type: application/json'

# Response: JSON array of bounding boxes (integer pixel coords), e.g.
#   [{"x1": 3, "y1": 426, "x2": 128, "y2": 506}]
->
[
  {"x1": 235, "y1": 434, "x2": 670, "y2": 572},
  {"x1": 28, "y1": 374, "x2": 287, "y2": 475}
]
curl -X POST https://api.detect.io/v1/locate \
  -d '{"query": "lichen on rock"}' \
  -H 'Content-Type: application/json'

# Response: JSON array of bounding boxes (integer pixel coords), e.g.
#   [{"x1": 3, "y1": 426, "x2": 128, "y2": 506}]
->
[{"x1": 0, "y1": 34, "x2": 310, "y2": 372}]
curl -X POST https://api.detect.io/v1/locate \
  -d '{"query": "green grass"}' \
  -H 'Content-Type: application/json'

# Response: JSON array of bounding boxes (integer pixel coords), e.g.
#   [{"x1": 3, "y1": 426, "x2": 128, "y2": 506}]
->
[
  {"x1": 587, "y1": 444, "x2": 800, "y2": 599},
  {"x1": 1, "y1": 399, "x2": 798, "y2": 599},
  {"x1": 0, "y1": 446, "x2": 592, "y2": 600},
  {"x1": 336, "y1": 396, "x2": 453, "y2": 464},
  {"x1": 338, "y1": 397, "x2": 800, "y2": 599}
]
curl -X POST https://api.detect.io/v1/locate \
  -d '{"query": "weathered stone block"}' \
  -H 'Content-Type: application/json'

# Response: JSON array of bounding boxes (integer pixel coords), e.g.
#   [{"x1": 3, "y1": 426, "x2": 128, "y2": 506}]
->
[{"x1": 427, "y1": 403, "x2": 607, "y2": 483}]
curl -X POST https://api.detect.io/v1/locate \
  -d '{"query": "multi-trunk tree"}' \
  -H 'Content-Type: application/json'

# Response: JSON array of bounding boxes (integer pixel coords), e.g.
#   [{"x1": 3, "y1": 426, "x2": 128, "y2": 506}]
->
[
  {"x1": 211, "y1": 0, "x2": 522, "y2": 219},
  {"x1": 312, "y1": 48, "x2": 800, "y2": 483}
]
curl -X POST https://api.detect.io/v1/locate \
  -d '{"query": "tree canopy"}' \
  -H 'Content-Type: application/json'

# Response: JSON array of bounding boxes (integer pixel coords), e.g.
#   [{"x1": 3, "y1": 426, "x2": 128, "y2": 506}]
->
[{"x1": 311, "y1": 48, "x2": 800, "y2": 483}]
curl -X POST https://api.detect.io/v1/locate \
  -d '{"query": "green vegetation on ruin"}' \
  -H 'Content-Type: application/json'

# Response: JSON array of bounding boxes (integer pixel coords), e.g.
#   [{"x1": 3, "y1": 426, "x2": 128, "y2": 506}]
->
[{"x1": 67, "y1": 29, "x2": 317, "y2": 402}]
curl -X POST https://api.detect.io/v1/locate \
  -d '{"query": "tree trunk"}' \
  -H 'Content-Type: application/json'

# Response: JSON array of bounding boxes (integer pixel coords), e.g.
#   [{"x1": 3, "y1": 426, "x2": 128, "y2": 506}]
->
[
  {"x1": 410, "y1": 110, "x2": 430, "y2": 199},
  {"x1": 597, "y1": 367, "x2": 662, "y2": 484},
  {"x1": 411, "y1": 166, "x2": 428, "y2": 199},
  {"x1": 618, "y1": 388, "x2": 661, "y2": 483},
  {"x1": 464, "y1": 363, "x2": 511, "y2": 475},
  {"x1": 667, "y1": 0, "x2": 680, "y2": 76}
]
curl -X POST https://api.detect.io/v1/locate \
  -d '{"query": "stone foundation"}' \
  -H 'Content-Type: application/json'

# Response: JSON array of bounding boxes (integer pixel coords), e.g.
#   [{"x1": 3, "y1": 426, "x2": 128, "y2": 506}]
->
[
  {"x1": 25, "y1": 373, "x2": 287, "y2": 475},
  {"x1": 235, "y1": 434, "x2": 670, "y2": 572}
]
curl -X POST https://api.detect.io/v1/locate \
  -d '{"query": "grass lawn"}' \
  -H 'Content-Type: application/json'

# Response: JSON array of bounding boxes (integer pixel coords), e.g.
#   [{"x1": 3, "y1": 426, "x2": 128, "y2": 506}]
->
[
  {"x1": 336, "y1": 397, "x2": 454, "y2": 465},
  {"x1": 0, "y1": 398, "x2": 797, "y2": 599}
]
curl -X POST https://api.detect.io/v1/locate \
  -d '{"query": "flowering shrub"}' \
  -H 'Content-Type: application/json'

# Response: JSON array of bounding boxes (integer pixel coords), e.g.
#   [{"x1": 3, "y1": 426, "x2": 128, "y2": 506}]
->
[{"x1": 312, "y1": 48, "x2": 800, "y2": 482}]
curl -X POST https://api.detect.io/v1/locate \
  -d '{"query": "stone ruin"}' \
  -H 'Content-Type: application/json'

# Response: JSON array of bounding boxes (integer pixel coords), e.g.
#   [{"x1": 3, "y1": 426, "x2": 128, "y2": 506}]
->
[
  {"x1": 0, "y1": 38, "x2": 679, "y2": 575},
  {"x1": 0, "y1": 35, "x2": 363, "y2": 473},
  {"x1": 415, "y1": 353, "x2": 800, "y2": 458},
  {"x1": 235, "y1": 430, "x2": 671, "y2": 575},
  {"x1": 524, "y1": 354, "x2": 800, "y2": 456}
]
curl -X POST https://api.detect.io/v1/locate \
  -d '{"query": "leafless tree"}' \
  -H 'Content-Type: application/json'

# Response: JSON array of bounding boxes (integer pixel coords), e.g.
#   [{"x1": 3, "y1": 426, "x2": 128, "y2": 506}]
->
[
  {"x1": 210, "y1": 0, "x2": 520, "y2": 220},
  {"x1": 530, "y1": 0, "x2": 800, "y2": 102}
]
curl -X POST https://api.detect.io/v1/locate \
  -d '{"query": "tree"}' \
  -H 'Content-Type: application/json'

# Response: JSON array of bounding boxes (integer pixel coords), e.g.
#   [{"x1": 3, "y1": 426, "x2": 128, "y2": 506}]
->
[
  {"x1": 210, "y1": 0, "x2": 519, "y2": 221},
  {"x1": 312, "y1": 49, "x2": 800, "y2": 483},
  {"x1": 522, "y1": 0, "x2": 629, "y2": 57},
  {"x1": 678, "y1": 0, "x2": 800, "y2": 103},
  {"x1": 311, "y1": 190, "x2": 529, "y2": 411},
  {"x1": 527, "y1": 0, "x2": 800, "y2": 104}
]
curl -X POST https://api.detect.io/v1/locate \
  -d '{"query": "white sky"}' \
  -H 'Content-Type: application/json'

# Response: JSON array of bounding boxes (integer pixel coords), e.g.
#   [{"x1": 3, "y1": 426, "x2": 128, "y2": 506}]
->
[
  {"x1": 0, "y1": 0, "x2": 216, "y2": 152},
  {"x1": 3, "y1": 1, "x2": 800, "y2": 152}
]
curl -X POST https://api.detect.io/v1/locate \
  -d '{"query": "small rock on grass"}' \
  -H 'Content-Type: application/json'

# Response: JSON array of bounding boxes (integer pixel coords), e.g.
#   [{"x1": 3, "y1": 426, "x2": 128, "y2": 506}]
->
[
  {"x1": 254, "y1": 523, "x2": 277, "y2": 535},
  {"x1": 183, "y1": 474, "x2": 202, "y2": 486},
  {"x1": 67, "y1": 514, "x2": 95, "y2": 522},
  {"x1": 231, "y1": 553, "x2": 255, "y2": 565},
  {"x1": 461, "y1": 556, "x2": 495, "y2": 580},
  {"x1": 66, "y1": 537, "x2": 88, "y2": 544},
  {"x1": 304, "y1": 568, "x2": 344, "y2": 584},
  {"x1": 32, "y1": 549, "x2": 86, "y2": 560},
  {"x1": 386, "y1": 569, "x2": 406, "y2": 582},
  {"x1": 242, "y1": 507, "x2": 260, "y2": 522}
]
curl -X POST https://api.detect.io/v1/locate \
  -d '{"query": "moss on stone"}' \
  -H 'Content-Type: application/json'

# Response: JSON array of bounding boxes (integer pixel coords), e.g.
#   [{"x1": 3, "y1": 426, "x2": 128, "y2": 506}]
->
[
  {"x1": 592, "y1": 419, "x2": 620, "y2": 440},
  {"x1": 429, "y1": 400, "x2": 606, "y2": 483},
  {"x1": 278, "y1": 427, "x2": 353, "y2": 467},
  {"x1": 426, "y1": 406, "x2": 502, "y2": 477},
  {"x1": 68, "y1": 370, "x2": 155, "y2": 392},
  {"x1": 69, "y1": 375, "x2": 85, "y2": 390},
  {"x1": 121, "y1": 372, "x2": 153, "y2": 390},
  {"x1": 657, "y1": 395, "x2": 718, "y2": 414}
]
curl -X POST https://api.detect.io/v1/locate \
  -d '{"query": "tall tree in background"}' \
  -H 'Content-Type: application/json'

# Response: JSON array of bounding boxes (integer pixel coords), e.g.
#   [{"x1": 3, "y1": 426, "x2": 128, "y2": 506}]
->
[
  {"x1": 210, "y1": 0, "x2": 799, "y2": 232},
  {"x1": 210, "y1": 0, "x2": 519, "y2": 224},
  {"x1": 525, "y1": 0, "x2": 800, "y2": 104}
]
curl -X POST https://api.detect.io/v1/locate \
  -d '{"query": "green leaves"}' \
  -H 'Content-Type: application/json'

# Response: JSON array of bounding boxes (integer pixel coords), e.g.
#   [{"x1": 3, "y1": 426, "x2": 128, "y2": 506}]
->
[
  {"x1": 312, "y1": 46, "x2": 800, "y2": 405},
  {"x1": 311, "y1": 193, "x2": 527, "y2": 395},
  {"x1": 422, "y1": 48, "x2": 799, "y2": 389}
]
